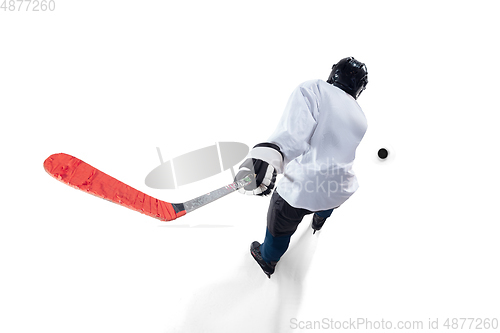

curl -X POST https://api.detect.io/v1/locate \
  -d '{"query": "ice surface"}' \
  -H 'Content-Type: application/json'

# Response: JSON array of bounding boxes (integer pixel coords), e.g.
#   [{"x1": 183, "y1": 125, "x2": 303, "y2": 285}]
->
[{"x1": 169, "y1": 219, "x2": 320, "y2": 333}]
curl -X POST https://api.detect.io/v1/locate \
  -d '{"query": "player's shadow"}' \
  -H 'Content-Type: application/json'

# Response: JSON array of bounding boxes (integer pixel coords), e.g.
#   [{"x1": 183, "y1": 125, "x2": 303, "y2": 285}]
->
[{"x1": 172, "y1": 222, "x2": 320, "y2": 333}]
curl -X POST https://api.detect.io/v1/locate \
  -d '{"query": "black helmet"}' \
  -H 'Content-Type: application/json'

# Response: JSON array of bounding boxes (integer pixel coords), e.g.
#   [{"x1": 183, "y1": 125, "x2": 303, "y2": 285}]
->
[{"x1": 327, "y1": 57, "x2": 368, "y2": 99}]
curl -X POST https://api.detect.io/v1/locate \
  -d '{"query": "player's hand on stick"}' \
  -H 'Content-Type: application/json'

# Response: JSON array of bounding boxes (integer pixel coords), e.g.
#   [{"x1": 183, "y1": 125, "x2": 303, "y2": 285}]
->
[{"x1": 235, "y1": 143, "x2": 283, "y2": 196}]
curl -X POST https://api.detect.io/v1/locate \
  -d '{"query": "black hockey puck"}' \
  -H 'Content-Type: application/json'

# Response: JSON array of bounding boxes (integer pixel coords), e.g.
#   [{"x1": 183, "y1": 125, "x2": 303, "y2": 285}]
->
[{"x1": 378, "y1": 148, "x2": 389, "y2": 159}]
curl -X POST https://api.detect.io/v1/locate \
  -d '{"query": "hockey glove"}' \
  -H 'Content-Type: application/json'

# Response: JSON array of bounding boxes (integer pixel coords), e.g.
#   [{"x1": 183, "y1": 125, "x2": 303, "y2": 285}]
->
[{"x1": 235, "y1": 143, "x2": 284, "y2": 196}]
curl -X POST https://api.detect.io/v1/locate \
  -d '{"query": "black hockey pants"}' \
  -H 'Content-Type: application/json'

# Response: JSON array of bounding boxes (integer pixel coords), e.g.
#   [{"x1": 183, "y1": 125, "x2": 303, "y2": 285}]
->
[{"x1": 260, "y1": 190, "x2": 334, "y2": 263}]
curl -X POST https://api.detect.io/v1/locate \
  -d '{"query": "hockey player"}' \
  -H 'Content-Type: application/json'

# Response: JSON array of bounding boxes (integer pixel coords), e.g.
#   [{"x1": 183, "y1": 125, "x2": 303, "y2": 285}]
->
[{"x1": 236, "y1": 57, "x2": 368, "y2": 278}]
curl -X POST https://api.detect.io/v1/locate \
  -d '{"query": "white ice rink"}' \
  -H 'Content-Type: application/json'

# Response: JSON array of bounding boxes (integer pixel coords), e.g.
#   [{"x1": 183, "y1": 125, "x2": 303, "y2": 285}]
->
[{"x1": 1, "y1": 1, "x2": 499, "y2": 332}]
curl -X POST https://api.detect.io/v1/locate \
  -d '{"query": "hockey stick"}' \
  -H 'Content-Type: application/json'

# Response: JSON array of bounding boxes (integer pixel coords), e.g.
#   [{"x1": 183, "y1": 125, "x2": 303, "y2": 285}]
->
[{"x1": 43, "y1": 153, "x2": 253, "y2": 222}]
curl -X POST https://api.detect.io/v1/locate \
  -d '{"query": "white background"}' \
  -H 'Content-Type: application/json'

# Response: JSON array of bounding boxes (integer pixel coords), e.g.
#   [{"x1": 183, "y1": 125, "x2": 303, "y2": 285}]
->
[{"x1": 1, "y1": 1, "x2": 499, "y2": 332}]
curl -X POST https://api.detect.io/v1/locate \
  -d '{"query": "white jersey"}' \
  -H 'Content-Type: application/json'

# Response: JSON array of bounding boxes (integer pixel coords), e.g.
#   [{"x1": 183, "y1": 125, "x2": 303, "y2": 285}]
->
[{"x1": 268, "y1": 79, "x2": 367, "y2": 211}]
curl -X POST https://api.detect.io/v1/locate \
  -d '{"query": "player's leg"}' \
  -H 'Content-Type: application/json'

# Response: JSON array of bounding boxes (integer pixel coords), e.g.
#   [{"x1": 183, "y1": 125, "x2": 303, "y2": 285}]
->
[
  {"x1": 250, "y1": 190, "x2": 311, "y2": 277},
  {"x1": 311, "y1": 208, "x2": 335, "y2": 234}
]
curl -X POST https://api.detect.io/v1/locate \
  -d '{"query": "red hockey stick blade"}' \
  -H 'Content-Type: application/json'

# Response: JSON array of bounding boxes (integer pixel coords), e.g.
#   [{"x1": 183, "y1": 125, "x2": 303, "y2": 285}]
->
[{"x1": 43, "y1": 153, "x2": 186, "y2": 221}]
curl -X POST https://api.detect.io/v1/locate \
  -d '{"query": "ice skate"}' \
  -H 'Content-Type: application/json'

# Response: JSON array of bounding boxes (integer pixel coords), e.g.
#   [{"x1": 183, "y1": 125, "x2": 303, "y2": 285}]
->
[
  {"x1": 311, "y1": 214, "x2": 327, "y2": 234},
  {"x1": 250, "y1": 241, "x2": 277, "y2": 278}
]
